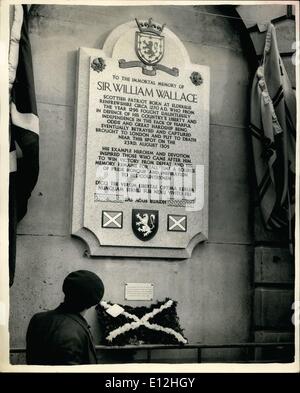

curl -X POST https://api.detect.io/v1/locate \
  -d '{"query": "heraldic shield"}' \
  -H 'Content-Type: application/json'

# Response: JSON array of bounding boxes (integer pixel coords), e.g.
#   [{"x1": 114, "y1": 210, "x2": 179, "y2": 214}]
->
[
  {"x1": 135, "y1": 32, "x2": 164, "y2": 66},
  {"x1": 132, "y1": 209, "x2": 159, "y2": 241}
]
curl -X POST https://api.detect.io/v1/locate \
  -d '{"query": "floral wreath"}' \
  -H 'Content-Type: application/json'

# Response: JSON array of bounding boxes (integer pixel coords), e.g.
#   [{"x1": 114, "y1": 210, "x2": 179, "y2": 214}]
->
[{"x1": 96, "y1": 298, "x2": 188, "y2": 346}]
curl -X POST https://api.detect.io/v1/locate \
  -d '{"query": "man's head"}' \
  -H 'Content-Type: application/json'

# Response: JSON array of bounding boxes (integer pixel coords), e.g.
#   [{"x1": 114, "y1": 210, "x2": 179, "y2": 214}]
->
[{"x1": 62, "y1": 270, "x2": 104, "y2": 312}]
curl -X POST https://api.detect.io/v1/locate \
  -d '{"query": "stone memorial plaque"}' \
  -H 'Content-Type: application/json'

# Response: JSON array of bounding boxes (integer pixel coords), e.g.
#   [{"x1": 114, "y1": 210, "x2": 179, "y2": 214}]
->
[
  {"x1": 72, "y1": 18, "x2": 209, "y2": 258},
  {"x1": 125, "y1": 283, "x2": 154, "y2": 301}
]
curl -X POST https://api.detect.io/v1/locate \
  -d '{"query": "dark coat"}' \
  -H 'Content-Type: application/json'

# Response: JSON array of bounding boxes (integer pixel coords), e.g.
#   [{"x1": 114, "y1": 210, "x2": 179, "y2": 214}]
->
[{"x1": 26, "y1": 303, "x2": 97, "y2": 365}]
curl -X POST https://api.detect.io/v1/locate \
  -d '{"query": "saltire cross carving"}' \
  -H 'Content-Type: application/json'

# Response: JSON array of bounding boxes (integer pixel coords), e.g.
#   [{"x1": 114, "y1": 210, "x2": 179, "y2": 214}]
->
[
  {"x1": 102, "y1": 211, "x2": 122, "y2": 228},
  {"x1": 168, "y1": 215, "x2": 187, "y2": 231}
]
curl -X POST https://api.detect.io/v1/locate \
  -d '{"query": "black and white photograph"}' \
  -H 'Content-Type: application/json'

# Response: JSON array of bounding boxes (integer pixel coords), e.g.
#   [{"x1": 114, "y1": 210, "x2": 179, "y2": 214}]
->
[{"x1": 0, "y1": 0, "x2": 299, "y2": 372}]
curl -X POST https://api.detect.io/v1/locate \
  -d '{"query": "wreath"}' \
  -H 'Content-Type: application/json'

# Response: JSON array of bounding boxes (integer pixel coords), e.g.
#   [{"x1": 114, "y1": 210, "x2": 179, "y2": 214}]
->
[{"x1": 96, "y1": 298, "x2": 188, "y2": 346}]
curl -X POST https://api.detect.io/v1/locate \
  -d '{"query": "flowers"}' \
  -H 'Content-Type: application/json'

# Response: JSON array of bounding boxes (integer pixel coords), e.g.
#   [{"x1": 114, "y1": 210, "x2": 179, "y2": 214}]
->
[
  {"x1": 91, "y1": 57, "x2": 106, "y2": 72},
  {"x1": 190, "y1": 71, "x2": 203, "y2": 86},
  {"x1": 96, "y1": 298, "x2": 188, "y2": 346}
]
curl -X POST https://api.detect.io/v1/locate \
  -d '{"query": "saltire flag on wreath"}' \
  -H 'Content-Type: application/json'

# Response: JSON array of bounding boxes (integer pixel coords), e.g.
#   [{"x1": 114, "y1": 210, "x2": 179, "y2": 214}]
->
[
  {"x1": 96, "y1": 298, "x2": 188, "y2": 346},
  {"x1": 250, "y1": 23, "x2": 296, "y2": 251},
  {"x1": 9, "y1": 4, "x2": 39, "y2": 286}
]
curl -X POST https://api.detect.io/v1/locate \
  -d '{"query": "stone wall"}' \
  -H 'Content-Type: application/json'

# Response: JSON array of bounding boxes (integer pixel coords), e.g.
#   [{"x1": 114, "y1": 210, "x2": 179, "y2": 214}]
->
[{"x1": 10, "y1": 4, "x2": 254, "y2": 363}]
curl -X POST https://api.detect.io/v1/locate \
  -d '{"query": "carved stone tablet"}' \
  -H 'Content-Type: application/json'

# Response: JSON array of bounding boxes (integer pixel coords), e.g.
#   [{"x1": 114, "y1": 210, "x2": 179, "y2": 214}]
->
[{"x1": 71, "y1": 19, "x2": 210, "y2": 258}]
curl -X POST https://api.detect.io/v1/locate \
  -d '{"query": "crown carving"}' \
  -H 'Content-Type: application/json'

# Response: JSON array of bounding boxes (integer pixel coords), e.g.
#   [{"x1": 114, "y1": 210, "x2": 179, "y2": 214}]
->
[{"x1": 135, "y1": 18, "x2": 165, "y2": 36}]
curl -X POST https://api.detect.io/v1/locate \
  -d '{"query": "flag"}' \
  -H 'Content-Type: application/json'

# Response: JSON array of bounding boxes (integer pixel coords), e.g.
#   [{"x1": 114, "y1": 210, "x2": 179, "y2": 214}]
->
[
  {"x1": 250, "y1": 23, "x2": 296, "y2": 250},
  {"x1": 9, "y1": 5, "x2": 39, "y2": 286}
]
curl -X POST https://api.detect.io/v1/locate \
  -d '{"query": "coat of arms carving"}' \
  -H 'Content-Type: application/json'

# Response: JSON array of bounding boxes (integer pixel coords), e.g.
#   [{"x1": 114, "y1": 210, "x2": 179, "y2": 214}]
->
[
  {"x1": 132, "y1": 209, "x2": 159, "y2": 241},
  {"x1": 135, "y1": 21, "x2": 164, "y2": 66},
  {"x1": 119, "y1": 18, "x2": 179, "y2": 77}
]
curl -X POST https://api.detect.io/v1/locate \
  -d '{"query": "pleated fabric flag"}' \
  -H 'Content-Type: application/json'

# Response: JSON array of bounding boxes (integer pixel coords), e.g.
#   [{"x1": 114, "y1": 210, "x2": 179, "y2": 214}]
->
[
  {"x1": 9, "y1": 4, "x2": 39, "y2": 286},
  {"x1": 250, "y1": 23, "x2": 296, "y2": 250}
]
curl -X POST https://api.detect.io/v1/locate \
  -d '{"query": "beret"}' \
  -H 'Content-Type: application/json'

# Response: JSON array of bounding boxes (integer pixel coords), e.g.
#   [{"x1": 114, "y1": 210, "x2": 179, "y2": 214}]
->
[{"x1": 63, "y1": 270, "x2": 104, "y2": 311}]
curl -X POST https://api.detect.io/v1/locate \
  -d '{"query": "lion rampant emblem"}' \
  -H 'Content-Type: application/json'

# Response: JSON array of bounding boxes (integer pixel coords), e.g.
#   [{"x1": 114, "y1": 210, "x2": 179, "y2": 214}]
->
[
  {"x1": 136, "y1": 213, "x2": 156, "y2": 237},
  {"x1": 132, "y1": 209, "x2": 159, "y2": 241}
]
